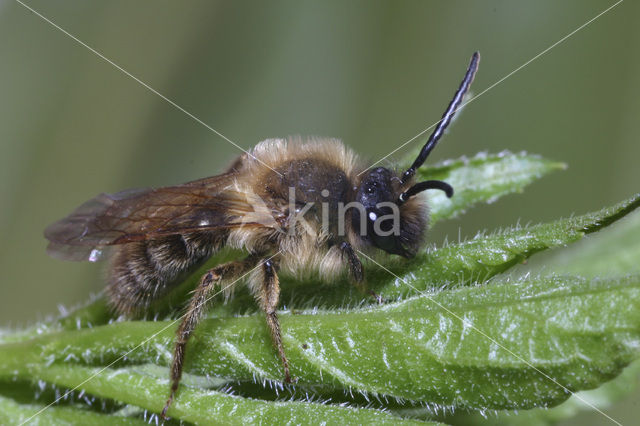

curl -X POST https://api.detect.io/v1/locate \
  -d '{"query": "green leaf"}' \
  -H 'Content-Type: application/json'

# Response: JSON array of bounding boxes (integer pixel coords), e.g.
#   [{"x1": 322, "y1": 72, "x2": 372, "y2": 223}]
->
[
  {"x1": 374, "y1": 193, "x2": 640, "y2": 297},
  {"x1": 0, "y1": 394, "x2": 147, "y2": 426},
  {"x1": 11, "y1": 364, "x2": 434, "y2": 425},
  {"x1": 431, "y1": 359, "x2": 640, "y2": 425},
  {"x1": 545, "y1": 210, "x2": 640, "y2": 277},
  {"x1": 3, "y1": 274, "x2": 639, "y2": 415},
  {"x1": 414, "y1": 151, "x2": 565, "y2": 224}
]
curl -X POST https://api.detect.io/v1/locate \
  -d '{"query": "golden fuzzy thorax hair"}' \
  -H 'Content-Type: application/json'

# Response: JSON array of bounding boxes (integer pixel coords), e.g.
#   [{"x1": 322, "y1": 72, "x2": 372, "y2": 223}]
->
[
  {"x1": 226, "y1": 138, "x2": 359, "y2": 281},
  {"x1": 231, "y1": 136, "x2": 361, "y2": 178}
]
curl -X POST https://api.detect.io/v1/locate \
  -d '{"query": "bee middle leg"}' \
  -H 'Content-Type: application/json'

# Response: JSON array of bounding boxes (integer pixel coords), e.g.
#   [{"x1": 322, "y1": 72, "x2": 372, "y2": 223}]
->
[
  {"x1": 251, "y1": 258, "x2": 292, "y2": 383},
  {"x1": 162, "y1": 257, "x2": 255, "y2": 419}
]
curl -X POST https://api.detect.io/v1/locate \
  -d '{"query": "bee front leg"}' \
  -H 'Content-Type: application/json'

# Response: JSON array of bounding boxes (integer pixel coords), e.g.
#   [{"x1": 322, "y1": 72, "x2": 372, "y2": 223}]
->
[
  {"x1": 162, "y1": 257, "x2": 254, "y2": 419},
  {"x1": 339, "y1": 241, "x2": 363, "y2": 283},
  {"x1": 339, "y1": 242, "x2": 383, "y2": 303},
  {"x1": 252, "y1": 259, "x2": 292, "y2": 383}
]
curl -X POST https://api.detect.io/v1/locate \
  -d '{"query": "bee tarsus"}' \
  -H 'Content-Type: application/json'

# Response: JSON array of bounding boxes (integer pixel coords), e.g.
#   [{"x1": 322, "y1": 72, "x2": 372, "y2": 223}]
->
[{"x1": 340, "y1": 241, "x2": 364, "y2": 283}]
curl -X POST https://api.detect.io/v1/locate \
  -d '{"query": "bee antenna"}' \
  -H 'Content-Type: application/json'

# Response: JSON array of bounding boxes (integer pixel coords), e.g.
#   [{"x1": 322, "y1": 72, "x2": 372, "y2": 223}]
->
[
  {"x1": 401, "y1": 52, "x2": 480, "y2": 184},
  {"x1": 397, "y1": 180, "x2": 453, "y2": 205}
]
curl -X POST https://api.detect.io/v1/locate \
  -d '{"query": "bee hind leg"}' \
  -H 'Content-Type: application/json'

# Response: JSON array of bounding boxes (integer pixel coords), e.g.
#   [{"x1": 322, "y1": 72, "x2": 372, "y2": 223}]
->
[
  {"x1": 162, "y1": 257, "x2": 255, "y2": 419},
  {"x1": 252, "y1": 258, "x2": 292, "y2": 383}
]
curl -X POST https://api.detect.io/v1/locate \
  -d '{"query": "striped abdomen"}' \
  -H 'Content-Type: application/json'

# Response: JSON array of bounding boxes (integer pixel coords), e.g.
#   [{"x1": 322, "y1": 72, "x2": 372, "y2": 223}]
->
[{"x1": 107, "y1": 231, "x2": 226, "y2": 315}]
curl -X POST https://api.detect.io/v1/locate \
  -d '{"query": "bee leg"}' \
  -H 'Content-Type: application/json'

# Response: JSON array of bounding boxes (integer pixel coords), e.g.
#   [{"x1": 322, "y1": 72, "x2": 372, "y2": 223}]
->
[
  {"x1": 253, "y1": 258, "x2": 292, "y2": 383},
  {"x1": 339, "y1": 242, "x2": 363, "y2": 283},
  {"x1": 339, "y1": 242, "x2": 383, "y2": 303},
  {"x1": 162, "y1": 258, "x2": 254, "y2": 420}
]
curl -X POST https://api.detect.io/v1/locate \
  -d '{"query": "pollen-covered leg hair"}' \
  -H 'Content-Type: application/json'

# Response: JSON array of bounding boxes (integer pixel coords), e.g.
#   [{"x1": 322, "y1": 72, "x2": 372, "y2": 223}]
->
[
  {"x1": 162, "y1": 257, "x2": 254, "y2": 419},
  {"x1": 251, "y1": 259, "x2": 292, "y2": 383}
]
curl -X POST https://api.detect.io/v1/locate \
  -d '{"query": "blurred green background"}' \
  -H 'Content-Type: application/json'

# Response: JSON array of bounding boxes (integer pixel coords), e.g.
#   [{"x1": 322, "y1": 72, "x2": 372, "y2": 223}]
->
[{"x1": 1, "y1": 1, "x2": 638, "y2": 424}]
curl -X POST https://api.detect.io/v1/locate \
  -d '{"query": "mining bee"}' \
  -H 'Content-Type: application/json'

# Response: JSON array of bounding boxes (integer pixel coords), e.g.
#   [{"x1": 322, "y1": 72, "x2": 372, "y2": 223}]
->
[{"x1": 45, "y1": 52, "x2": 479, "y2": 417}]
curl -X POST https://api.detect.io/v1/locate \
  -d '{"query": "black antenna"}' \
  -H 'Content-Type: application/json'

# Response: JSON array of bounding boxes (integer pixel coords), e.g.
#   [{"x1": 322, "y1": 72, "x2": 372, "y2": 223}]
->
[
  {"x1": 398, "y1": 180, "x2": 453, "y2": 205},
  {"x1": 401, "y1": 52, "x2": 480, "y2": 184}
]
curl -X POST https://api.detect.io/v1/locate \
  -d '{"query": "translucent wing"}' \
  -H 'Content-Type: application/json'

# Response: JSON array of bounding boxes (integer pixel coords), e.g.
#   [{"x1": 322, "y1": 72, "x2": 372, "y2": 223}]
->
[{"x1": 44, "y1": 172, "x2": 273, "y2": 262}]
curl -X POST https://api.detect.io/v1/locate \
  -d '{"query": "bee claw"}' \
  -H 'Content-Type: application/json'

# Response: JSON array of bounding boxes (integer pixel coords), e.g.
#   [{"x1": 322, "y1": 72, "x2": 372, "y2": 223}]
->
[
  {"x1": 161, "y1": 397, "x2": 172, "y2": 420},
  {"x1": 369, "y1": 290, "x2": 384, "y2": 304},
  {"x1": 284, "y1": 375, "x2": 298, "y2": 385}
]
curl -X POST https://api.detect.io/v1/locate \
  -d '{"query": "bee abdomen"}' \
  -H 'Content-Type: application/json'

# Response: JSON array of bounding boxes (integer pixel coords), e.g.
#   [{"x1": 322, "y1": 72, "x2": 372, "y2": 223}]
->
[{"x1": 107, "y1": 232, "x2": 224, "y2": 315}]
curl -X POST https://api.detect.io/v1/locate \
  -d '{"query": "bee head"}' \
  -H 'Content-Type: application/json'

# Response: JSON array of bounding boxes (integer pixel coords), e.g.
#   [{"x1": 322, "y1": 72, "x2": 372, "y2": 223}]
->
[
  {"x1": 352, "y1": 167, "x2": 453, "y2": 258},
  {"x1": 352, "y1": 51, "x2": 479, "y2": 258}
]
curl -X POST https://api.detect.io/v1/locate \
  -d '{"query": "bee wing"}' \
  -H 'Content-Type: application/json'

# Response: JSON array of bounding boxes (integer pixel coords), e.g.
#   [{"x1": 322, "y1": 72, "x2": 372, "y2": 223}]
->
[{"x1": 44, "y1": 172, "x2": 276, "y2": 262}]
